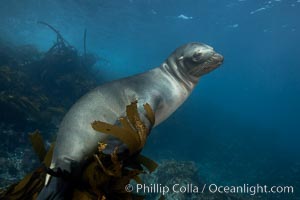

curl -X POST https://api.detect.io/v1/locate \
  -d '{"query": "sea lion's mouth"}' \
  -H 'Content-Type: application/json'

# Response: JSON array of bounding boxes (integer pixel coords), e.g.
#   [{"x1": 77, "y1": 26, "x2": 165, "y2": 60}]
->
[
  {"x1": 206, "y1": 53, "x2": 224, "y2": 66},
  {"x1": 198, "y1": 53, "x2": 223, "y2": 74}
]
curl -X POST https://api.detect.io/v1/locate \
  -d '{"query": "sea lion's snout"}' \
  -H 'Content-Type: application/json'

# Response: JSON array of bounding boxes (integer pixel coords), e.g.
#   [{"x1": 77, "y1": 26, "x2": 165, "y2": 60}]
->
[
  {"x1": 176, "y1": 42, "x2": 224, "y2": 77},
  {"x1": 211, "y1": 52, "x2": 224, "y2": 66}
]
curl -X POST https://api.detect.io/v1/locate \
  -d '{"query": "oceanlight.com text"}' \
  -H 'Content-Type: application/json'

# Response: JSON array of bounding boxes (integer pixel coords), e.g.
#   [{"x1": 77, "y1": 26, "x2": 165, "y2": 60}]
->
[
  {"x1": 125, "y1": 183, "x2": 294, "y2": 196},
  {"x1": 208, "y1": 184, "x2": 294, "y2": 196}
]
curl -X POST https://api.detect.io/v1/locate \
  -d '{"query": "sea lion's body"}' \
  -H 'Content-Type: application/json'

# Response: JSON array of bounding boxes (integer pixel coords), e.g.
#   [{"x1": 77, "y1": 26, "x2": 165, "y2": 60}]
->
[
  {"x1": 52, "y1": 66, "x2": 192, "y2": 172},
  {"x1": 37, "y1": 42, "x2": 223, "y2": 200}
]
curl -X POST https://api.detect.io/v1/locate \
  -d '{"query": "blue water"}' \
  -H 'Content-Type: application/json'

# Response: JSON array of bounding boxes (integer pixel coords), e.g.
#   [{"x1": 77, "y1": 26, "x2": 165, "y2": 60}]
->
[{"x1": 0, "y1": 0, "x2": 299, "y2": 199}]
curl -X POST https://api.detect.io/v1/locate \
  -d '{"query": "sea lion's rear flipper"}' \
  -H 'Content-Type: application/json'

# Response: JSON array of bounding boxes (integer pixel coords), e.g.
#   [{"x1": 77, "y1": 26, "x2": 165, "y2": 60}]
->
[{"x1": 37, "y1": 176, "x2": 72, "y2": 200}]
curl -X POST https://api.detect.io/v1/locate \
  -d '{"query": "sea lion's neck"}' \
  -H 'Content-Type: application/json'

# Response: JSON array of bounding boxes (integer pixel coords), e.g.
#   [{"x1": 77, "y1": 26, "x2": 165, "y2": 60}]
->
[{"x1": 159, "y1": 58, "x2": 199, "y2": 92}]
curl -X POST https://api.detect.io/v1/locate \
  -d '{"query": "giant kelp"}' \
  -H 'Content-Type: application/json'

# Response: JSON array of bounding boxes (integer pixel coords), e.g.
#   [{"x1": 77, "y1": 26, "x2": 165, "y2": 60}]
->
[
  {"x1": 0, "y1": 101, "x2": 157, "y2": 200},
  {"x1": 92, "y1": 101, "x2": 155, "y2": 155},
  {"x1": 0, "y1": 24, "x2": 103, "y2": 188},
  {"x1": 0, "y1": 23, "x2": 101, "y2": 131}
]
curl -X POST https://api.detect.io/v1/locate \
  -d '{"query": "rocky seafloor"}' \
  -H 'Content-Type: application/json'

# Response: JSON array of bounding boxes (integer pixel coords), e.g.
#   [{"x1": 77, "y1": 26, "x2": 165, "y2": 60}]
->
[
  {"x1": 140, "y1": 160, "x2": 255, "y2": 200},
  {"x1": 0, "y1": 145, "x2": 254, "y2": 200}
]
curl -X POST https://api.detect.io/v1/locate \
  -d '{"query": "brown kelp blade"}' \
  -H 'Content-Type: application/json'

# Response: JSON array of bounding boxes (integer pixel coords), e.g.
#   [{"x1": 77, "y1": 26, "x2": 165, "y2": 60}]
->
[
  {"x1": 92, "y1": 120, "x2": 140, "y2": 154},
  {"x1": 43, "y1": 143, "x2": 54, "y2": 167},
  {"x1": 126, "y1": 100, "x2": 141, "y2": 128},
  {"x1": 29, "y1": 130, "x2": 46, "y2": 162},
  {"x1": 0, "y1": 167, "x2": 45, "y2": 200},
  {"x1": 92, "y1": 101, "x2": 155, "y2": 155},
  {"x1": 136, "y1": 155, "x2": 158, "y2": 173},
  {"x1": 143, "y1": 103, "x2": 155, "y2": 125},
  {"x1": 0, "y1": 130, "x2": 50, "y2": 199}
]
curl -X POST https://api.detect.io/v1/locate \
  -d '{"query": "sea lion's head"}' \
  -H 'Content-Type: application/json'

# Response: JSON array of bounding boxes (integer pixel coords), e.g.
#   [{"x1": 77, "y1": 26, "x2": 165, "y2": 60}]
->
[{"x1": 171, "y1": 42, "x2": 223, "y2": 78}]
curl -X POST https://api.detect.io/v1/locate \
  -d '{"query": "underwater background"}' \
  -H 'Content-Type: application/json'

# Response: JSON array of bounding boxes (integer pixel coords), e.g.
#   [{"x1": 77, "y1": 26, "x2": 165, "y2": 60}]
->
[{"x1": 0, "y1": 0, "x2": 299, "y2": 199}]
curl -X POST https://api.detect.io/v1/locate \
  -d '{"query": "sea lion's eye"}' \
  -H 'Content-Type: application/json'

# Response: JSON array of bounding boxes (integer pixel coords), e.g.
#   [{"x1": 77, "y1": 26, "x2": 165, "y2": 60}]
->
[{"x1": 192, "y1": 52, "x2": 202, "y2": 61}]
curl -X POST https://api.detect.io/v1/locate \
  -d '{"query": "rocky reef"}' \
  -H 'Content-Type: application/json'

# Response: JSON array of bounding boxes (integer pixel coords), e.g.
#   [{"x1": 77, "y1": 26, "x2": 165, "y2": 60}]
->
[{"x1": 0, "y1": 29, "x2": 99, "y2": 132}]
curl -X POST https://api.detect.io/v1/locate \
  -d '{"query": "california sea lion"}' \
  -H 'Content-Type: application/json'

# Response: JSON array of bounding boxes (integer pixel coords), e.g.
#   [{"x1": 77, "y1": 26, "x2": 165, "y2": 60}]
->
[{"x1": 37, "y1": 42, "x2": 223, "y2": 199}]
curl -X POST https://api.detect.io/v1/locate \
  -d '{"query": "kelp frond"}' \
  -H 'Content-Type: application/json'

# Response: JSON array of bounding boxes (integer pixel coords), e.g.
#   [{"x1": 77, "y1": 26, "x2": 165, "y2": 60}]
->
[
  {"x1": 29, "y1": 130, "x2": 54, "y2": 167},
  {"x1": 92, "y1": 101, "x2": 155, "y2": 154},
  {"x1": 0, "y1": 101, "x2": 158, "y2": 200},
  {"x1": 29, "y1": 130, "x2": 46, "y2": 162}
]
